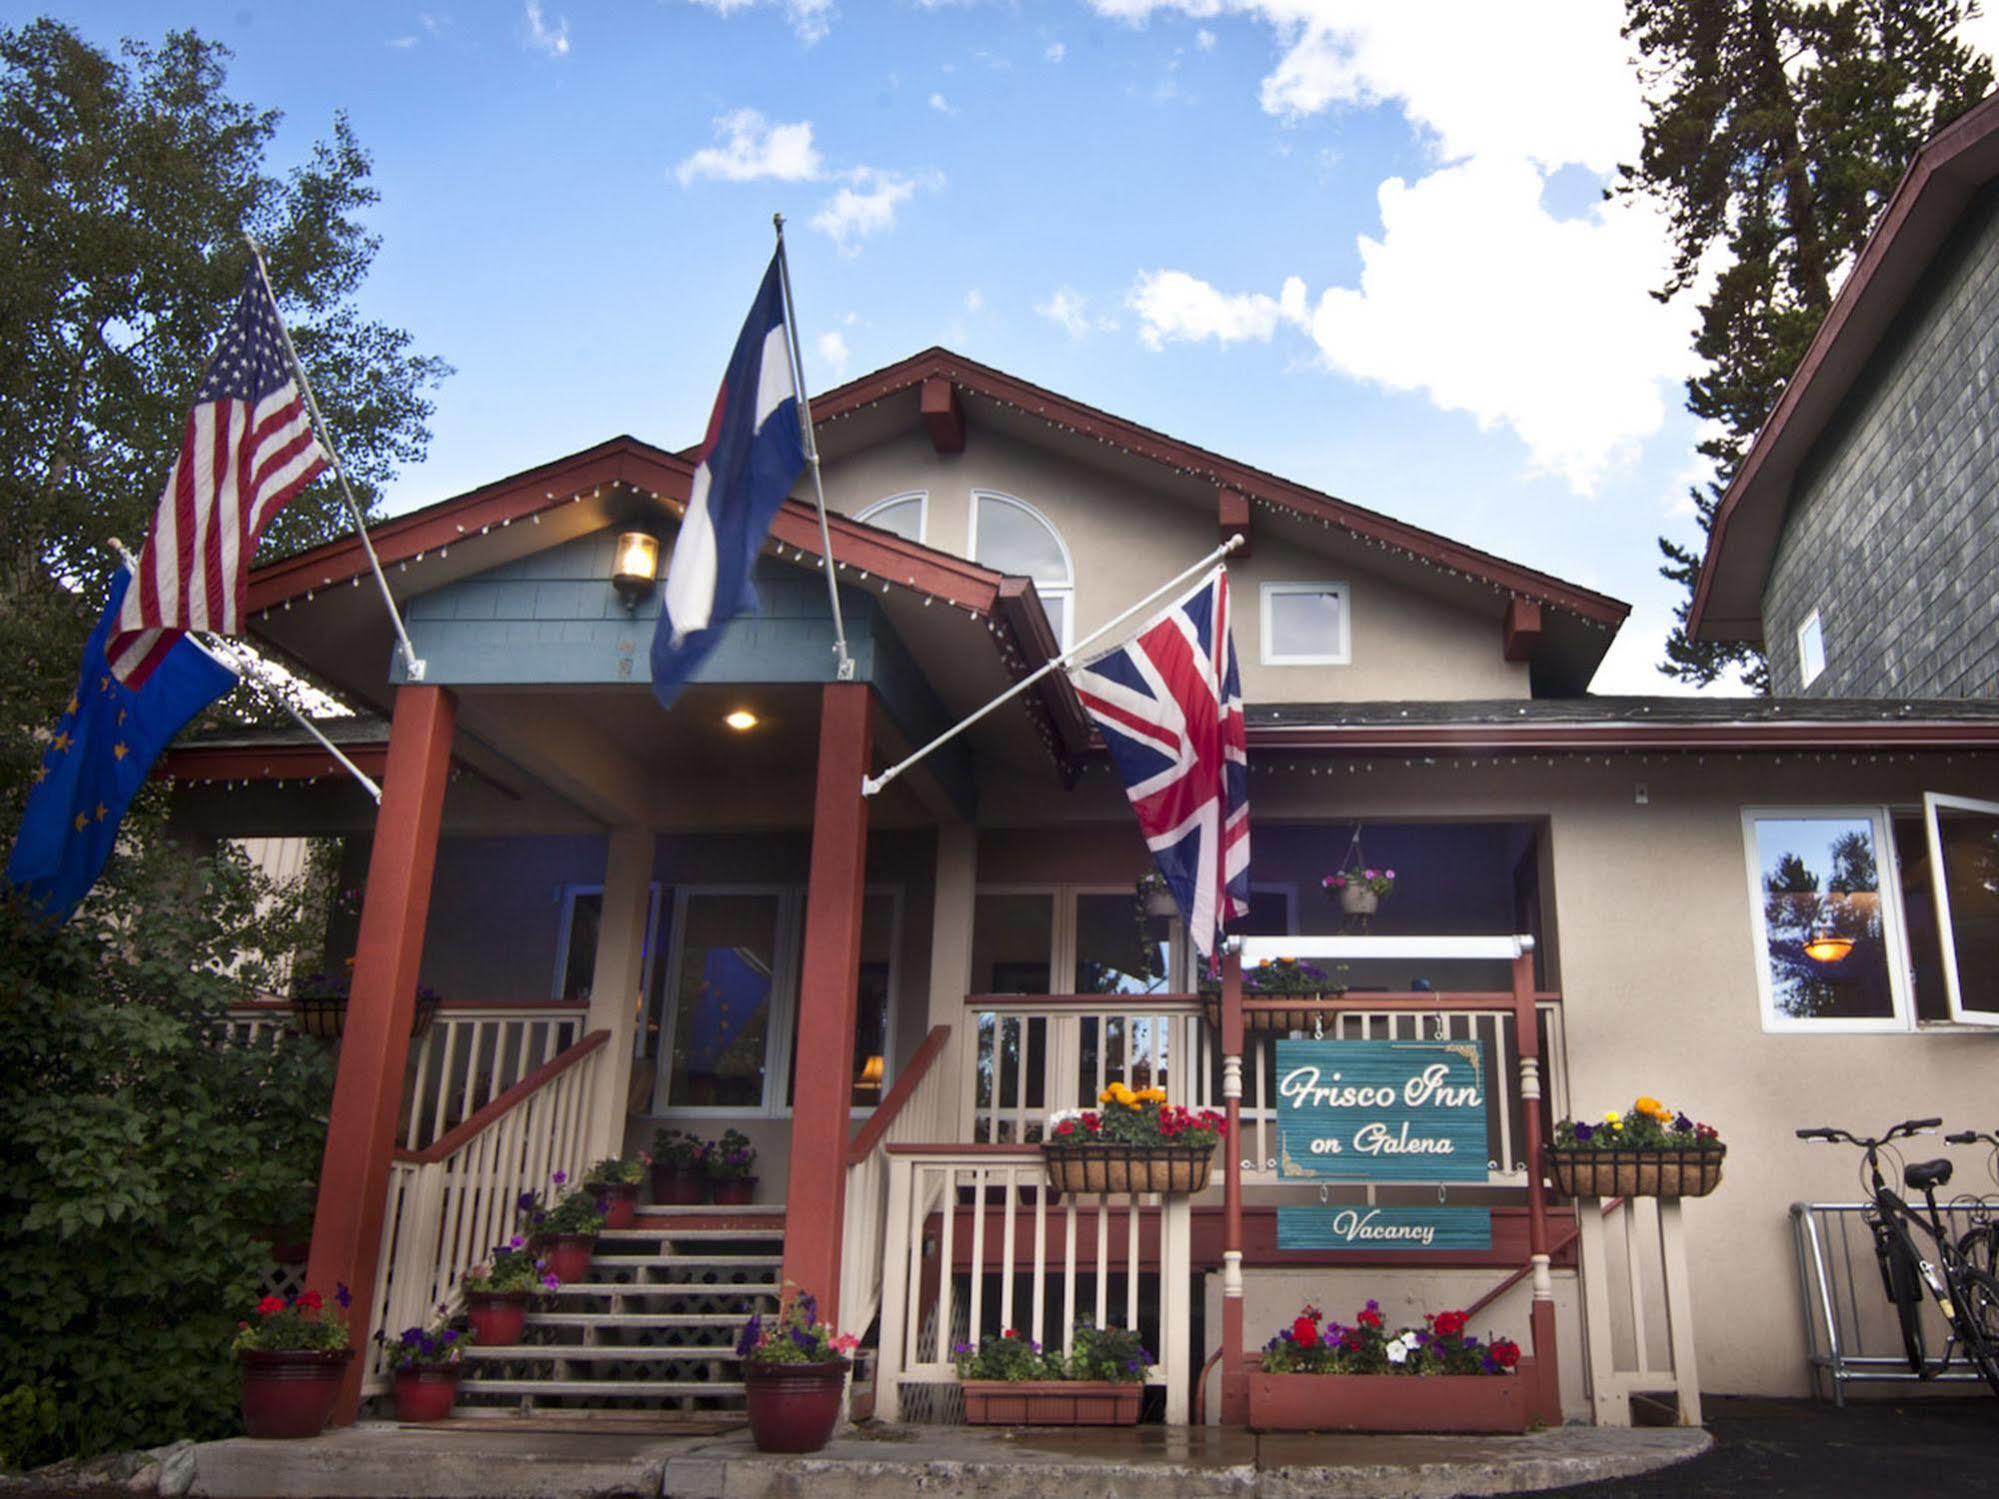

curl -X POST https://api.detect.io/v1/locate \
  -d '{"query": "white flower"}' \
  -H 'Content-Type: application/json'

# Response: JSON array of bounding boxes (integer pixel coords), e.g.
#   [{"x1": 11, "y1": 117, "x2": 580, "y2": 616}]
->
[{"x1": 1386, "y1": 1341, "x2": 1409, "y2": 1365}]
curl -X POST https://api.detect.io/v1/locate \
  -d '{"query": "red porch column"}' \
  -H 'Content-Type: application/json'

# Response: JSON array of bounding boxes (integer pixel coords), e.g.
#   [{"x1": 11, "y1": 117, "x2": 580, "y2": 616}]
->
[
  {"x1": 305, "y1": 684, "x2": 456, "y2": 1424},
  {"x1": 781, "y1": 683, "x2": 873, "y2": 1325},
  {"x1": 1219, "y1": 947, "x2": 1248, "y2": 1425},
  {"x1": 1513, "y1": 949, "x2": 1562, "y2": 1427}
]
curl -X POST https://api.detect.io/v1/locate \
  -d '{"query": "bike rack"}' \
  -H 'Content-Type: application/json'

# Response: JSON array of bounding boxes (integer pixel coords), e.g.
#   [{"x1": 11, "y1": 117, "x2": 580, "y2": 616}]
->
[{"x1": 1792, "y1": 1201, "x2": 1993, "y2": 1403}]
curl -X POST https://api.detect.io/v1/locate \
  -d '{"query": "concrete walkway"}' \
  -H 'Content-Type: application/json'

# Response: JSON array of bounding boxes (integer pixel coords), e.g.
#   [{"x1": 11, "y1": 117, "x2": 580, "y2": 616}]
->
[{"x1": 157, "y1": 1420, "x2": 1710, "y2": 1499}]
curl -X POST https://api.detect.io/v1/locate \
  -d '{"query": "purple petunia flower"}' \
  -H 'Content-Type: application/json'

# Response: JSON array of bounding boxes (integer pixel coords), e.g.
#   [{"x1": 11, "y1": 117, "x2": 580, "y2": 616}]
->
[
  {"x1": 1574, "y1": 1122, "x2": 1596, "y2": 1143},
  {"x1": 1125, "y1": 1358, "x2": 1143, "y2": 1372},
  {"x1": 736, "y1": 1314, "x2": 763, "y2": 1358},
  {"x1": 542, "y1": 1273, "x2": 561, "y2": 1291},
  {"x1": 509, "y1": 1235, "x2": 525, "y2": 1250},
  {"x1": 401, "y1": 1328, "x2": 422, "y2": 1346},
  {"x1": 334, "y1": 1282, "x2": 352, "y2": 1310},
  {"x1": 790, "y1": 1328, "x2": 816, "y2": 1353},
  {"x1": 552, "y1": 1170, "x2": 567, "y2": 1186},
  {"x1": 442, "y1": 1328, "x2": 458, "y2": 1342},
  {"x1": 517, "y1": 1191, "x2": 537, "y2": 1212},
  {"x1": 1673, "y1": 1113, "x2": 1693, "y2": 1133}
]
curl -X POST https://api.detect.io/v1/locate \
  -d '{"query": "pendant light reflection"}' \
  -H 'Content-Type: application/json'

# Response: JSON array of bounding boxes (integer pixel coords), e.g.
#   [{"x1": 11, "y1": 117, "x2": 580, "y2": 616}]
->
[{"x1": 724, "y1": 709, "x2": 759, "y2": 732}]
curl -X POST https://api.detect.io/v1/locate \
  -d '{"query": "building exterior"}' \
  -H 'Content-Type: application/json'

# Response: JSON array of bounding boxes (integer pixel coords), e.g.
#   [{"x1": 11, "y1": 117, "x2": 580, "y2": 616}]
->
[
  {"x1": 172, "y1": 347, "x2": 1999, "y2": 1428},
  {"x1": 1691, "y1": 93, "x2": 1999, "y2": 699}
]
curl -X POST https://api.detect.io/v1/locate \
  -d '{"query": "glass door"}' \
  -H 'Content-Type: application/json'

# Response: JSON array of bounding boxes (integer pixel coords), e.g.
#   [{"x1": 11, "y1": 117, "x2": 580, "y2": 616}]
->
[{"x1": 653, "y1": 889, "x2": 794, "y2": 1113}]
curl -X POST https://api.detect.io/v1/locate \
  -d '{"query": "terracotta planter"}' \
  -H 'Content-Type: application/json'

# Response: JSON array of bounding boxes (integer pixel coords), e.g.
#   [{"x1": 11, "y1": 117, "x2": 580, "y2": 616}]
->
[
  {"x1": 742, "y1": 1358, "x2": 850, "y2": 1453},
  {"x1": 962, "y1": 1379, "x2": 1142, "y2": 1426},
  {"x1": 1043, "y1": 1142, "x2": 1213, "y2": 1196},
  {"x1": 1337, "y1": 885, "x2": 1379, "y2": 916},
  {"x1": 463, "y1": 1290, "x2": 530, "y2": 1347},
  {"x1": 541, "y1": 1233, "x2": 596, "y2": 1283},
  {"x1": 651, "y1": 1165, "x2": 709, "y2": 1205},
  {"x1": 1545, "y1": 1145, "x2": 1726, "y2": 1199},
  {"x1": 594, "y1": 1180, "x2": 639, "y2": 1229},
  {"x1": 238, "y1": 1348, "x2": 354, "y2": 1439},
  {"x1": 392, "y1": 1365, "x2": 461, "y2": 1422},
  {"x1": 1200, "y1": 993, "x2": 1347, "y2": 1036},
  {"x1": 710, "y1": 1176, "x2": 758, "y2": 1206},
  {"x1": 1248, "y1": 1368, "x2": 1530, "y2": 1434}
]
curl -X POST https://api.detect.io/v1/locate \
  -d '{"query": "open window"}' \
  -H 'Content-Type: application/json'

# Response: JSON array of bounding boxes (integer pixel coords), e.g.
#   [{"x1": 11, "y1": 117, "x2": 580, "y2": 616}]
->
[{"x1": 1922, "y1": 793, "x2": 1999, "y2": 1026}]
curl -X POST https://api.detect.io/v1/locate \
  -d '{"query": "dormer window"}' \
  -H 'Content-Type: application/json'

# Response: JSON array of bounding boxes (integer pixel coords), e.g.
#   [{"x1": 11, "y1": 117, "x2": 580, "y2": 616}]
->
[{"x1": 971, "y1": 491, "x2": 1073, "y2": 647}]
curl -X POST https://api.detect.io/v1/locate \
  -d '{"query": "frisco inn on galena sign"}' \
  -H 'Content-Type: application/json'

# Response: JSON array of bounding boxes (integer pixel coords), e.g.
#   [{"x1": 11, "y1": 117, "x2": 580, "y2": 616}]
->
[{"x1": 1274, "y1": 1038, "x2": 1493, "y2": 1252}]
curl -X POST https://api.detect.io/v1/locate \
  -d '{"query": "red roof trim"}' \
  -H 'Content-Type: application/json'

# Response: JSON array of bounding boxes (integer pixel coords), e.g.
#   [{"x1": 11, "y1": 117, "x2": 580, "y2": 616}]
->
[
  {"x1": 1690, "y1": 92, "x2": 1999, "y2": 640},
  {"x1": 807, "y1": 349, "x2": 1630, "y2": 626}
]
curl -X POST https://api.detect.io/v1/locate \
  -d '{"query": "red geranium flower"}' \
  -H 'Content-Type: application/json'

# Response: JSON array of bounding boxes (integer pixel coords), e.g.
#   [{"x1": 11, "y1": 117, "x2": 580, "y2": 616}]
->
[
  {"x1": 299, "y1": 1290, "x2": 324, "y2": 1312},
  {"x1": 1433, "y1": 1309, "x2": 1467, "y2": 1339},
  {"x1": 1357, "y1": 1307, "x2": 1383, "y2": 1329},
  {"x1": 1491, "y1": 1338, "x2": 1521, "y2": 1369},
  {"x1": 1291, "y1": 1316, "x2": 1318, "y2": 1349},
  {"x1": 1055, "y1": 1119, "x2": 1076, "y2": 1137},
  {"x1": 257, "y1": 1295, "x2": 285, "y2": 1316}
]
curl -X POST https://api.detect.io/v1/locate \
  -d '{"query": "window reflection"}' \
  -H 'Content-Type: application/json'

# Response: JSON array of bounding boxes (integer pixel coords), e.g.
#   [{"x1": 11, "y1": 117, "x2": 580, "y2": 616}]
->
[{"x1": 1754, "y1": 816, "x2": 1896, "y2": 1022}]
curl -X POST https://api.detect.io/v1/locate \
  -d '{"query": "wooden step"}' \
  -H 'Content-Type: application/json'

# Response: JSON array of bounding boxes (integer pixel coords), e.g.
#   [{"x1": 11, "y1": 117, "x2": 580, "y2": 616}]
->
[
  {"x1": 463, "y1": 1344, "x2": 742, "y2": 1361},
  {"x1": 588, "y1": 1254, "x2": 782, "y2": 1269},
  {"x1": 457, "y1": 1377, "x2": 746, "y2": 1398},
  {"x1": 603, "y1": 1228, "x2": 786, "y2": 1242},
  {"x1": 547, "y1": 1281, "x2": 781, "y2": 1298},
  {"x1": 528, "y1": 1312, "x2": 748, "y2": 1328}
]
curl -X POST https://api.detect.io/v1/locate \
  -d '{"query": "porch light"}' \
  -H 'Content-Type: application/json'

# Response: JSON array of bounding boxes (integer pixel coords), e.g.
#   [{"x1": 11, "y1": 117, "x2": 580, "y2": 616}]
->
[
  {"x1": 859, "y1": 1054, "x2": 885, "y2": 1089},
  {"x1": 724, "y1": 709, "x2": 759, "y2": 732},
  {"x1": 611, "y1": 531, "x2": 660, "y2": 610}
]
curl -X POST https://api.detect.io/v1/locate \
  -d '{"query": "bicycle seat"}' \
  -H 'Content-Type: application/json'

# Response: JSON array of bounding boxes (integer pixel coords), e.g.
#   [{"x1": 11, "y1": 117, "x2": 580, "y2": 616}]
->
[{"x1": 1905, "y1": 1158, "x2": 1954, "y2": 1190}]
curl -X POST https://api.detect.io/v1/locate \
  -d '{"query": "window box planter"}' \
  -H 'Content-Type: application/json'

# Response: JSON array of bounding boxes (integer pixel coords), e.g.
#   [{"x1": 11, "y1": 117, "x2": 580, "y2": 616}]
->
[
  {"x1": 743, "y1": 1358, "x2": 850, "y2": 1453},
  {"x1": 1043, "y1": 1141, "x2": 1213, "y2": 1196},
  {"x1": 462, "y1": 1290, "x2": 531, "y2": 1347},
  {"x1": 650, "y1": 1163, "x2": 709, "y2": 1206},
  {"x1": 392, "y1": 1365, "x2": 461, "y2": 1423},
  {"x1": 1545, "y1": 1146, "x2": 1725, "y2": 1199},
  {"x1": 238, "y1": 1348, "x2": 355, "y2": 1439},
  {"x1": 539, "y1": 1233, "x2": 596, "y2": 1283},
  {"x1": 1248, "y1": 1367, "x2": 1530, "y2": 1434},
  {"x1": 961, "y1": 1379, "x2": 1142, "y2": 1426}
]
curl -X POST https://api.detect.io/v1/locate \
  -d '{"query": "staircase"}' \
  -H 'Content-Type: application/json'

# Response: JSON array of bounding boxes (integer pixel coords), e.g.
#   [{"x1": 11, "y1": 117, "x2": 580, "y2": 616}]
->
[{"x1": 455, "y1": 1209, "x2": 785, "y2": 1416}]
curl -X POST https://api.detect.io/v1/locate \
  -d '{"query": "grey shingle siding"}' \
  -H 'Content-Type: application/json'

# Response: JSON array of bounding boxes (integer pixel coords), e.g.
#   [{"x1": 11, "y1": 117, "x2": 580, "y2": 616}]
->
[{"x1": 1766, "y1": 182, "x2": 1999, "y2": 698}]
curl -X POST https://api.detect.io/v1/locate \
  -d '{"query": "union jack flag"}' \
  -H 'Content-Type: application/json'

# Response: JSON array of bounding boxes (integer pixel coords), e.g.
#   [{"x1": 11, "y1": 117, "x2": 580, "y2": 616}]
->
[
  {"x1": 108, "y1": 266, "x2": 328, "y2": 686},
  {"x1": 1068, "y1": 568, "x2": 1249, "y2": 959}
]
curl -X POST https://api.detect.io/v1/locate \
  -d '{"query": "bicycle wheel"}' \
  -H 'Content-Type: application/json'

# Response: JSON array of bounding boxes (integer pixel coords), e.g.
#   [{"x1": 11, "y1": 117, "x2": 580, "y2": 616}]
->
[
  {"x1": 1950, "y1": 1268, "x2": 1999, "y2": 1399},
  {"x1": 1875, "y1": 1228, "x2": 1929, "y2": 1374},
  {"x1": 1959, "y1": 1223, "x2": 1999, "y2": 1279}
]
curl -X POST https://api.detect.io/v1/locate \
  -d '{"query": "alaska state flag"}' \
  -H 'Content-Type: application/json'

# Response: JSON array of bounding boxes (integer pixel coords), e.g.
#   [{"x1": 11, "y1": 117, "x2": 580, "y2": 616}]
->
[
  {"x1": 6, "y1": 568, "x2": 238, "y2": 924},
  {"x1": 651, "y1": 253, "x2": 808, "y2": 707}
]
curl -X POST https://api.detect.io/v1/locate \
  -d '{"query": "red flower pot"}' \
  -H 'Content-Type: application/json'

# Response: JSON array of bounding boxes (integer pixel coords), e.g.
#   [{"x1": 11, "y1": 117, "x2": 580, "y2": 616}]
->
[
  {"x1": 743, "y1": 1359, "x2": 850, "y2": 1453},
  {"x1": 595, "y1": 1181, "x2": 639, "y2": 1230},
  {"x1": 392, "y1": 1365, "x2": 461, "y2": 1423},
  {"x1": 463, "y1": 1290, "x2": 530, "y2": 1347},
  {"x1": 710, "y1": 1176, "x2": 758, "y2": 1206},
  {"x1": 238, "y1": 1348, "x2": 354, "y2": 1439},
  {"x1": 651, "y1": 1165, "x2": 709, "y2": 1206},
  {"x1": 542, "y1": 1233, "x2": 596, "y2": 1284}
]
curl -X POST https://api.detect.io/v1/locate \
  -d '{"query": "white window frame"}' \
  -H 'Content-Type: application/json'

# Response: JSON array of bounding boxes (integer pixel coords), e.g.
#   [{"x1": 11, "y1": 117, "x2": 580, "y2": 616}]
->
[
  {"x1": 968, "y1": 490, "x2": 1074, "y2": 650},
  {"x1": 1921, "y1": 792, "x2": 1999, "y2": 1027},
  {"x1": 1741, "y1": 806, "x2": 1915, "y2": 1034},
  {"x1": 1260, "y1": 582, "x2": 1352, "y2": 666},
  {"x1": 856, "y1": 490, "x2": 928, "y2": 544},
  {"x1": 552, "y1": 881, "x2": 664, "y2": 1014},
  {"x1": 1797, "y1": 609, "x2": 1826, "y2": 687}
]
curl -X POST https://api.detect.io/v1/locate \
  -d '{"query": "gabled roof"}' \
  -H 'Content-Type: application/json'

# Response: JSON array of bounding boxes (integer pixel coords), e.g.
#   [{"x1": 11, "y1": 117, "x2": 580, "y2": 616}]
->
[
  {"x1": 798, "y1": 347, "x2": 1631, "y2": 630},
  {"x1": 1690, "y1": 91, "x2": 1999, "y2": 642}
]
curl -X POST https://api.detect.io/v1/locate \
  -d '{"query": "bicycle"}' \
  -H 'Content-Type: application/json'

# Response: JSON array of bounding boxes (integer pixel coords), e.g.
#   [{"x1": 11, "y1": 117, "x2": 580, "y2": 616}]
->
[
  {"x1": 1944, "y1": 1129, "x2": 1999, "y2": 1278},
  {"x1": 1795, "y1": 1117, "x2": 1999, "y2": 1395}
]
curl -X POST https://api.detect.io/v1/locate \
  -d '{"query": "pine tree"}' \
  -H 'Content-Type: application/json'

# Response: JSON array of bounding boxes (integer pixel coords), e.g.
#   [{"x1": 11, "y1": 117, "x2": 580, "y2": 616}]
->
[{"x1": 1621, "y1": 0, "x2": 1991, "y2": 689}]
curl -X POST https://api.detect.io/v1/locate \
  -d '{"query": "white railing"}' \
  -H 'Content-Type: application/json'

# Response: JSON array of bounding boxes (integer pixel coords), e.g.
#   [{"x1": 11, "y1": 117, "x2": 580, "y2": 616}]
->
[
  {"x1": 1575, "y1": 1194, "x2": 1703, "y2": 1426},
  {"x1": 364, "y1": 1031, "x2": 609, "y2": 1393},
  {"x1": 842, "y1": 1026, "x2": 956, "y2": 1341},
  {"x1": 225, "y1": 1001, "x2": 589, "y2": 1152},
  {"x1": 874, "y1": 1147, "x2": 1193, "y2": 1425},
  {"x1": 965, "y1": 995, "x2": 1567, "y2": 1184}
]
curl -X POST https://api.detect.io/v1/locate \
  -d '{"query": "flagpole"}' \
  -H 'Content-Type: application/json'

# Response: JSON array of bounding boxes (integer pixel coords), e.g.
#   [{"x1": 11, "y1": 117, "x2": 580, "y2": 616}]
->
[
  {"x1": 243, "y1": 236, "x2": 427, "y2": 684},
  {"x1": 109, "y1": 539, "x2": 384, "y2": 804},
  {"x1": 770, "y1": 215, "x2": 856, "y2": 683},
  {"x1": 861, "y1": 533, "x2": 1244, "y2": 799}
]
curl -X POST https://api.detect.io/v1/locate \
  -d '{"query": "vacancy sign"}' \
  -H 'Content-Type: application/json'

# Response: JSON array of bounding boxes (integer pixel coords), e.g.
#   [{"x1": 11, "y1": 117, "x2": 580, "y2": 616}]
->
[{"x1": 1273, "y1": 1039, "x2": 1490, "y2": 1183}]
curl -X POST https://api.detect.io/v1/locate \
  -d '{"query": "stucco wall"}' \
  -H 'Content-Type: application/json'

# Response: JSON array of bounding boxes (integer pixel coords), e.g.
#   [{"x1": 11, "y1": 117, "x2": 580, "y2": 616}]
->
[
  {"x1": 819, "y1": 429, "x2": 1528, "y2": 701},
  {"x1": 1765, "y1": 183, "x2": 1999, "y2": 698}
]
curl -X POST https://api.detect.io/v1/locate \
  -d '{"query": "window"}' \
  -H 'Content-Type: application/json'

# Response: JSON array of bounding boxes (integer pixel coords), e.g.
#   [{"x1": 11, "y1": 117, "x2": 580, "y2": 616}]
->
[
  {"x1": 1923, "y1": 794, "x2": 1999, "y2": 1026},
  {"x1": 1261, "y1": 582, "x2": 1351, "y2": 665},
  {"x1": 971, "y1": 492, "x2": 1073, "y2": 648},
  {"x1": 856, "y1": 491, "x2": 926, "y2": 543},
  {"x1": 1798, "y1": 609, "x2": 1826, "y2": 687}
]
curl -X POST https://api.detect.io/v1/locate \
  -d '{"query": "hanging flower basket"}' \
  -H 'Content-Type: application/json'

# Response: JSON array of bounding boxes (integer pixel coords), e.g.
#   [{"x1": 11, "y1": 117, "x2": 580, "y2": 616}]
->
[
  {"x1": 1545, "y1": 1146, "x2": 1726, "y2": 1199},
  {"x1": 289, "y1": 978, "x2": 442, "y2": 1041},
  {"x1": 1338, "y1": 885, "x2": 1379, "y2": 916},
  {"x1": 1043, "y1": 1141, "x2": 1214, "y2": 1196},
  {"x1": 1200, "y1": 993, "x2": 1346, "y2": 1036}
]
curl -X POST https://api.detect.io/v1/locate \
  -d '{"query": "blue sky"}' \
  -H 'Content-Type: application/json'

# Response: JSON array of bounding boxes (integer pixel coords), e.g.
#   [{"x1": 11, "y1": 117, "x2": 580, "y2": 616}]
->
[{"x1": 55, "y1": 1, "x2": 1972, "y2": 695}]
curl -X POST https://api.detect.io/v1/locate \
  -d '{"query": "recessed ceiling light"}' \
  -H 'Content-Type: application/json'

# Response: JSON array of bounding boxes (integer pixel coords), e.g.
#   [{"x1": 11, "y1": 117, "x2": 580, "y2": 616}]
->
[{"x1": 724, "y1": 709, "x2": 759, "y2": 732}]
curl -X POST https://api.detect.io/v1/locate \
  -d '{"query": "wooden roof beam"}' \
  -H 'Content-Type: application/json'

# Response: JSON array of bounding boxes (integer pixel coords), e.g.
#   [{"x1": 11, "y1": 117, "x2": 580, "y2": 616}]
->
[
  {"x1": 1219, "y1": 487, "x2": 1251, "y2": 559},
  {"x1": 921, "y1": 377, "x2": 965, "y2": 454}
]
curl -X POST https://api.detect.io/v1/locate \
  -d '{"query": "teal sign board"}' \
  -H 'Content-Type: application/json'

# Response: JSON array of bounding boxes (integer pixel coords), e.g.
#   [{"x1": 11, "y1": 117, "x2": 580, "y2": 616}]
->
[
  {"x1": 1278, "y1": 1206, "x2": 1493, "y2": 1252},
  {"x1": 1274, "y1": 1039, "x2": 1489, "y2": 1183}
]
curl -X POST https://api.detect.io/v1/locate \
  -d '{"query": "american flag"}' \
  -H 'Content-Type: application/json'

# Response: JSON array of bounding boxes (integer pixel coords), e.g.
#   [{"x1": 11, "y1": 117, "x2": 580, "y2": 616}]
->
[
  {"x1": 1067, "y1": 568, "x2": 1250, "y2": 960},
  {"x1": 108, "y1": 266, "x2": 328, "y2": 686}
]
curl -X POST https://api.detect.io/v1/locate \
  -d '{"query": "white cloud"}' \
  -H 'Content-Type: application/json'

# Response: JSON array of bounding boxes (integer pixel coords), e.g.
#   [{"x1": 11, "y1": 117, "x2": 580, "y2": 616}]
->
[
  {"x1": 1046, "y1": 40, "x2": 1067, "y2": 61},
  {"x1": 1195, "y1": 26, "x2": 1216, "y2": 48},
  {"x1": 1128, "y1": 269, "x2": 1305, "y2": 350},
  {"x1": 811, "y1": 170, "x2": 922, "y2": 253},
  {"x1": 388, "y1": 33, "x2": 421, "y2": 48},
  {"x1": 965, "y1": 288, "x2": 985, "y2": 312},
  {"x1": 816, "y1": 330, "x2": 851, "y2": 378},
  {"x1": 685, "y1": 0, "x2": 836, "y2": 45},
  {"x1": 929, "y1": 91, "x2": 957, "y2": 115},
  {"x1": 523, "y1": 0, "x2": 570, "y2": 57},
  {"x1": 1037, "y1": 287, "x2": 1119, "y2": 340},
  {"x1": 674, "y1": 110, "x2": 824, "y2": 185}
]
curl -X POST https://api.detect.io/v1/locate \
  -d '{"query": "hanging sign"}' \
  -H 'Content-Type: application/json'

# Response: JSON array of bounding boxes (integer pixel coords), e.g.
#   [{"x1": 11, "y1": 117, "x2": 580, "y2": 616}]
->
[
  {"x1": 1274, "y1": 1038, "x2": 1489, "y2": 1183},
  {"x1": 1277, "y1": 1205, "x2": 1492, "y2": 1252}
]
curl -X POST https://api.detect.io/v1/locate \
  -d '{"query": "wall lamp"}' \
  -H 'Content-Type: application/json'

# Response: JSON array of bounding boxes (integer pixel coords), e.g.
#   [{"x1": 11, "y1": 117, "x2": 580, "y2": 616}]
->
[{"x1": 611, "y1": 532, "x2": 660, "y2": 611}]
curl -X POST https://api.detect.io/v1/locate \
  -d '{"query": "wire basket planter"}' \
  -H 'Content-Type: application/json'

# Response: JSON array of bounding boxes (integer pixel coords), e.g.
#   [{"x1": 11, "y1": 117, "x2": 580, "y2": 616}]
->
[
  {"x1": 290, "y1": 985, "x2": 442, "y2": 1042},
  {"x1": 1042, "y1": 1141, "x2": 1215, "y2": 1196},
  {"x1": 1545, "y1": 1146, "x2": 1725, "y2": 1199}
]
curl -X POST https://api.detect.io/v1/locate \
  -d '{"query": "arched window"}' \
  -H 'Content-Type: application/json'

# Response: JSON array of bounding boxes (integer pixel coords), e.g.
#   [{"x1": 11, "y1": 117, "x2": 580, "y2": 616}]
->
[
  {"x1": 856, "y1": 491, "x2": 927, "y2": 543},
  {"x1": 971, "y1": 491, "x2": 1074, "y2": 647}
]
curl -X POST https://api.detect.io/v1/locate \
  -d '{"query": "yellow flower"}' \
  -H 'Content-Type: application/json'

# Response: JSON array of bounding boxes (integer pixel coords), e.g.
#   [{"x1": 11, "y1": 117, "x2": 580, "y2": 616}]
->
[
  {"x1": 1100, "y1": 1082, "x2": 1139, "y2": 1108},
  {"x1": 1135, "y1": 1088, "x2": 1168, "y2": 1104},
  {"x1": 1602, "y1": 1110, "x2": 1622, "y2": 1125},
  {"x1": 1634, "y1": 1096, "x2": 1663, "y2": 1117}
]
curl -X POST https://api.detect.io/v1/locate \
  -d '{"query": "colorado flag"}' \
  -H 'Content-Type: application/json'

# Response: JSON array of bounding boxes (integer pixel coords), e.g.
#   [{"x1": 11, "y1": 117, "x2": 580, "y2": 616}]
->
[{"x1": 650, "y1": 253, "x2": 808, "y2": 707}]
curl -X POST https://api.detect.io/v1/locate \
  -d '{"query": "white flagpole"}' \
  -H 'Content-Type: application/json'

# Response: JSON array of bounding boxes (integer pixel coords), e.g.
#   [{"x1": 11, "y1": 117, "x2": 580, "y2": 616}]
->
[
  {"x1": 770, "y1": 215, "x2": 856, "y2": 683},
  {"x1": 243, "y1": 236, "x2": 427, "y2": 683},
  {"x1": 110, "y1": 539, "x2": 384, "y2": 804},
  {"x1": 860, "y1": 533, "x2": 1244, "y2": 799}
]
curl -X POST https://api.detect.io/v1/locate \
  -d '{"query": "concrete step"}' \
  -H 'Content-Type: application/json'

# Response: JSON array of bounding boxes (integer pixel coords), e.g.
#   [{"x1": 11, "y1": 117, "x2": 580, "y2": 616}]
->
[{"x1": 463, "y1": 1345, "x2": 742, "y2": 1362}]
